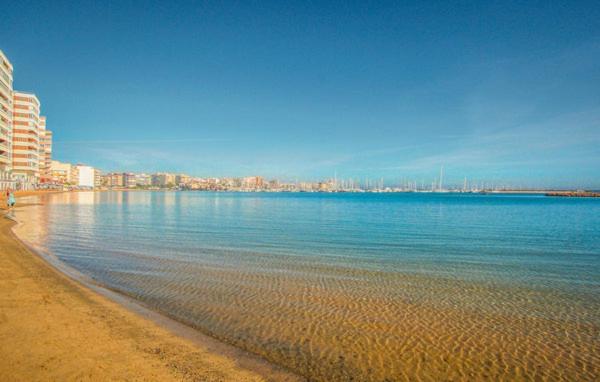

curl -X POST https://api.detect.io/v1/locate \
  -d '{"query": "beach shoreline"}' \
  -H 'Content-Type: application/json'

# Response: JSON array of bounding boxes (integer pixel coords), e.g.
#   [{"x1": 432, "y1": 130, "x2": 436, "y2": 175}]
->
[
  {"x1": 0, "y1": 191, "x2": 301, "y2": 381},
  {"x1": 3, "y1": 190, "x2": 598, "y2": 381}
]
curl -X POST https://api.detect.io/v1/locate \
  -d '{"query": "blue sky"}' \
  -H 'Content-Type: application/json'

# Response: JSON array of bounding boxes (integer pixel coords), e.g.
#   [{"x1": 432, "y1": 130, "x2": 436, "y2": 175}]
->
[{"x1": 3, "y1": 1, "x2": 600, "y2": 188}]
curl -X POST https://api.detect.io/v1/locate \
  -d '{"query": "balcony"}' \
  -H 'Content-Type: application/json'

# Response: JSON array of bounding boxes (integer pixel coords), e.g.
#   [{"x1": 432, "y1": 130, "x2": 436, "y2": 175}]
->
[
  {"x1": 13, "y1": 147, "x2": 39, "y2": 156},
  {"x1": 0, "y1": 80, "x2": 9, "y2": 95},
  {"x1": 12, "y1": 161, "x2": 38, "y2": 169},
  {"x1": 0, "y1": 154, "x2": 11, "y2": 165},
  {"x1": 0, "y1": 89, "x2": 9, "y2": 103}
]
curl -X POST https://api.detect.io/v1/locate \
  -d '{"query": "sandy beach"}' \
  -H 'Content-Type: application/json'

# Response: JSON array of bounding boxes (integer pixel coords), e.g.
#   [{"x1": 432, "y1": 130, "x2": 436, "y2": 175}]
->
[
  {"x1": 2, "y1": 191, "x2": 598, "y2": 381},
  {"x1": 0, "y1": 192, "x2": 299, "y2": 381}
]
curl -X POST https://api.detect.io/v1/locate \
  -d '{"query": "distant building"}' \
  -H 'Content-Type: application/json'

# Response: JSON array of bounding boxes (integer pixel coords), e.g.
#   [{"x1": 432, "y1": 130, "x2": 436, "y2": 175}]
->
[
  {"x1": 175, "y1": 174, "x2": 191, "y2": 186},
  {"x1": 268, "y1": 179, "x2": 280, "y2": 190},
  {"x1": 94, "y1": 168, "x2": 102, "y2": 188},
  {"x1": 38, "y1": 116, "x2": 53, "y2": 183},
  {"x1": 124, "y1": 172, "x2": 137, "y2": 188},
  {"x1": 110, "y1": 172, "x2": 125, "y2": 187},
  {"x1": 242, "y1": 176, "x2": 264, "y2": 189},
  {"x1": 75, "y1": 164, "x2": 95, "y2": 188},
  {"x1": 151, "y1": 173, "x2": 176, "y2": 187},
  {"x1": 318, "y1": 182, "x2": 330, "y2": 191},
  {"x1": 134, "y1": 173, "x2": 151, "y2": 187},
  {"x1": 50, "y1": 160, "x2": 74, "y2": 184}
]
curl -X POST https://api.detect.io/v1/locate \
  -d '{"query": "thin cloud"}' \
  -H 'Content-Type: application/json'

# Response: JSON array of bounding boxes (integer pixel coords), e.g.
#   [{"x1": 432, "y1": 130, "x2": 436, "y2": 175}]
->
[{"x1": 54, "y1": 138, "x2": 229, "y2": 145}]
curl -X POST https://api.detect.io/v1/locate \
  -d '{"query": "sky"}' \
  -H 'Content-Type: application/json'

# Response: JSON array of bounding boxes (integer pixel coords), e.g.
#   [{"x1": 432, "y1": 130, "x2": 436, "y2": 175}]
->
[{"x1": 3, "y1": 0, "x2": 600, "y2": 188}]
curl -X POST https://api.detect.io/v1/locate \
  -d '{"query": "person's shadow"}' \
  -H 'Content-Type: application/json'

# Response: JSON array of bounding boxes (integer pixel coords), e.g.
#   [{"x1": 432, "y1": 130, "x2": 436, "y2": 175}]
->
[{"x1": 3, "y1": 209, "x2": 17, "y2": 222}]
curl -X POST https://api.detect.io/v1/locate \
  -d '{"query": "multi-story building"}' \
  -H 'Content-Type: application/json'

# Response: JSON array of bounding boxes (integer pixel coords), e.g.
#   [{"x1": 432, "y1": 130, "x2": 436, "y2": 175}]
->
[
  {"x1": 175, "y1": 174, "x2": 191, "y2": 186},
  {"x1": 99, "y1": 174, "x2": 110, "y2": 187},
  {"x1": 0, "y1": 50, "x2": 14, "y2": 189},
  {"x1": 38, "y1": 116, "x2": 53, "y2": 183},
  {"x1": 12, "y1": 91, "x2": 41, "y2": 189},
  {"x1": 268, "y1": 179, "x2": 280, "y2": 190},
  {"x1": 75, "y1": 164, "x2": 95, "y2": 188},
  {"x1": 134, "y1": 173, "x2": 151, "y2": 187},
  {"x1": 94, "y1": 168, "x2": 103, "y2": 188},
  {"x1": 50, "y1": 160, "x2": 74, "y2": 184},
  {"x1": 151, "y1": 173, "x2": 176, "y2": 187},
  {"x1": 242, "y1": 176, "x2": 264, "y2": 189},
  {"x1": 108, "y1": 172, "x2": 125, "y2": 187},
  {"x1": 124, "y1": 172, "x2": 137, "y2": 188}
]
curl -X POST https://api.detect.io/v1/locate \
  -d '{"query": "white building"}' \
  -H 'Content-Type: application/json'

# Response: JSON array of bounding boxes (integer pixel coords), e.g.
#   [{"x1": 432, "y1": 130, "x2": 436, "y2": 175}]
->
[
  {"x1": 0, "y1": 50, "x2": 14, "y2": 189},
  {"x1": 76, "y1": 165, "x2": 95, "y2": 188}
]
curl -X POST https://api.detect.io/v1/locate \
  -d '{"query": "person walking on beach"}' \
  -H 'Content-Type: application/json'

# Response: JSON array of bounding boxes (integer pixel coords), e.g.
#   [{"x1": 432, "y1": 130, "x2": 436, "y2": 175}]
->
[{"x1": 7, "y1": 188, "x2": 16, "y2": 209}]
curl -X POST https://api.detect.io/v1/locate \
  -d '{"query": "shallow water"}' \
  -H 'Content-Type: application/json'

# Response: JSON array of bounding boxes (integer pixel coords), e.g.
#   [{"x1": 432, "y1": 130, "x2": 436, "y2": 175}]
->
[{"x1": 17, "y1": 191, "x2": 600, "y2": 381}]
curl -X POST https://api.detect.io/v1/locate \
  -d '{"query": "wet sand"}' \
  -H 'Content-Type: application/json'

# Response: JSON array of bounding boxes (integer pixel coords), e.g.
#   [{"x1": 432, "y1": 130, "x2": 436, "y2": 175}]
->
[{"x1": 0, "y1": 193, "x2": 300, "y2": 381}]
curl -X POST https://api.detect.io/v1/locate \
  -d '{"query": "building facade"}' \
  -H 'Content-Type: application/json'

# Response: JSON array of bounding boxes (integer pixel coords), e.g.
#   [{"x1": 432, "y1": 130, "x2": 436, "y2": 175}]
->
[
  {"x1": 38, "y1": 116, "x2": 53, "y2": 183},
  {"x1": 50, "y1": 160, "x2": 74, "y2": 184},
  {"x1": 107, "y1": 172, "x2": 125, "y2": 187},
  {"x1": 94, "y1": 168, "x2": 102, "y2": 188},
  {"x1": 151, "y1": 173, "x2": 176, "y2": 187},
  {"x1": 0, "y1": 50, "x2": 14, "y2": 189},
  {"x1": 75, "y1": 165, "x2": 95, "y2": 188},
  {"x1": 12, "y1": 91, "x2": 41, "y2": 189},
  {"x1": 124, "y1": 172, "x2": 137, "y2": 188},
  {"x1": 242, "y1": 176, "x2": 265, "y2": 189},
  {"x1": 175, "y1": 174, "x2": 191, "y2": 186},
  {"x1": 134, "y1": 173, "x2": 151, "y2": 187}
]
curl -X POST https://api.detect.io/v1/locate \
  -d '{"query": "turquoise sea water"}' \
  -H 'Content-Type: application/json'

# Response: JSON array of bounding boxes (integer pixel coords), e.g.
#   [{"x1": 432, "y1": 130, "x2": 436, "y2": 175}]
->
[
  {"x1": 20, "y1": 191, "x2": 600, "y2": 381},
  {"x1": 30, "y1": 192, "x2": 599, "y2": 288}
]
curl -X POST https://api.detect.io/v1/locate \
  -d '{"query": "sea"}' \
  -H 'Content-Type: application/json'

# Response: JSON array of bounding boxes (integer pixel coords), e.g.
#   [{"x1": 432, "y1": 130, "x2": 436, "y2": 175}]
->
[{"x1": 17, "y1": 191, "x2": 600, "y2": 381}]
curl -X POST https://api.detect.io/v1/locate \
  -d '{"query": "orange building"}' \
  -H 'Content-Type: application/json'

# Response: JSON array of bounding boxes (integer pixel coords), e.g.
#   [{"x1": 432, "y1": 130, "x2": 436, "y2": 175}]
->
[{"x1": 12, "y1": 91, "x2": 41, "y2": 188}]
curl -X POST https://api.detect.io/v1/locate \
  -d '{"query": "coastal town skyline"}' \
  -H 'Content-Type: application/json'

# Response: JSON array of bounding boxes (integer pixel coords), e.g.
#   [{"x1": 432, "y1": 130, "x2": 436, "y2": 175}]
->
[
  {"x1": 3, "y1": 1, "x2": 600, "y2": 189},
  {"x1": 4, "y1": 43, "x2": 596, "y2": 192},
  {"x1": 2, "y1": 3, "x2": 599, "y2": 382}
]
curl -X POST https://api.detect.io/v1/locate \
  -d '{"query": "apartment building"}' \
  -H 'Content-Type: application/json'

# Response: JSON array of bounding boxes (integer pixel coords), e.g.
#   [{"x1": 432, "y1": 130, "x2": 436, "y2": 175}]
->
[
  {"x1": 0, "y1": 50, "x2": 14, "y2": 189},
  {"x1": 50, "y1": 160, "x2": 74, "y2": 184},
  {"x1": 38, "y1": 116, "x2": 53, "y2": 183},
  {"x1": 94, "y1": 169, "x2": 102, "y2": 188},
  {"x1": 135, "y1": 173, "x2": 151, "y2": 187},
  {"x1": 12, "y1": 91, "x2": 41, "y2": 188},
  {"x1": 75, "y1": 165, "x2": 95, "y2": 188},
  {"x1": 105, "y1": 172, "x2": 125, "y2": 187},
  {"x1": 124, "y1": 172, "x2": 137, "y2": 188},
  {"x1": 242, "y1": 176, "x2": 265, "y2": 189},
  {"x1": 175, "y1": 174, "x2": 191, "y2": 186},
  {"x1": 151, "y1": 173, "x2": 176, "y2": 187}
]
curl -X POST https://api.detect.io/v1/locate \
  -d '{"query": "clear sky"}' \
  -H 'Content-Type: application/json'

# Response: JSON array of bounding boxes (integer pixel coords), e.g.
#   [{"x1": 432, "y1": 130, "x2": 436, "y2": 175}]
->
[{"x1": 3, "y1": 1, "x2": 600, "y2": 188}]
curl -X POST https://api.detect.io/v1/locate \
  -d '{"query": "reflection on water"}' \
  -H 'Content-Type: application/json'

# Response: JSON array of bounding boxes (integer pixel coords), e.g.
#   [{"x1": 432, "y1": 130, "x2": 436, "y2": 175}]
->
[{"x1": 16, "y1": 191, "x2": 600, "y2": 381}]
